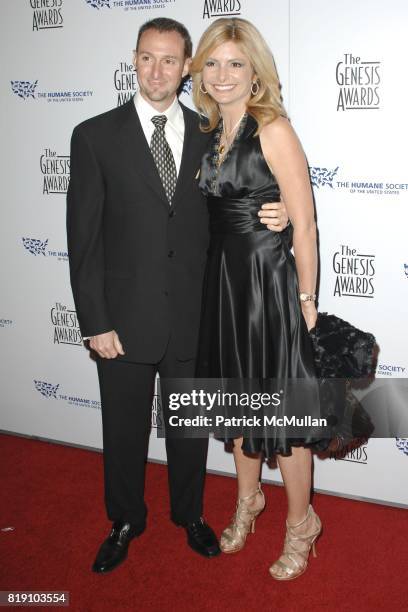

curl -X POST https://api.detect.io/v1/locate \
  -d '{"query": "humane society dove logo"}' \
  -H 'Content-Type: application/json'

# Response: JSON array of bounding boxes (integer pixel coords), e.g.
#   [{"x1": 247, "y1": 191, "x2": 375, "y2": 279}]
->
[
  {"x1": 34, "y1": 380, "x2": 60, "y2": 399},
  {"x1": 34, "y1": 380, "x2": 102, "y2": 410},
  {"x1": 85, "y1": 0, "x2": 111, "y2": 8},
  {"x1": 309, "y1": 166, "x2": 339, "y2": 189},
  {"x1": 181, "y1": 77, "x2": 193, "y2": 96},
  {"x1": 22, "y1": 238, "x2": 48, "y2": 256},
  {"x1": 11, "y1": 80, "x2": 38, "y2": 99},
  {"x1": 85, "y1": 0, "x2": 174, "y2": 12},
  {"x1": 21, "y1": 238, "x2": 68, "y2": 261},
  {"x1": 396, "y1": 438, "x2": 408, "y2": 456}
]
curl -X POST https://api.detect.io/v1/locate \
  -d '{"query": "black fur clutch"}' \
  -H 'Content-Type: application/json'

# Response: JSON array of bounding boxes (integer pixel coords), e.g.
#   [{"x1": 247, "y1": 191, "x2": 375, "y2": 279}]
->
[
  {"x1": 309, "y1": 312, "x2": 376, "y2": 379},
  {"x1": 309, "y1": 313, "x2": 377, "y2": 450}
]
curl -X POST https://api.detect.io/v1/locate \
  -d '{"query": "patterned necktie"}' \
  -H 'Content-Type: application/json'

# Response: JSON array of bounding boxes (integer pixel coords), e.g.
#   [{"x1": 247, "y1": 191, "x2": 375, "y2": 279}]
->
[{"x1": 150, "y1": 115, "x2": 177, "y2": 204}]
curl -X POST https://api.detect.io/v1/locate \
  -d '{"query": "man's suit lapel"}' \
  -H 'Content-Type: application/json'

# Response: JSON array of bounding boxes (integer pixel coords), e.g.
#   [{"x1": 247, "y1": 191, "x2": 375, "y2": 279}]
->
[
  {"x1": 172, "y1": 104, "x2": 202, "y2": 209},
  {"x1": 118, "y1": 99, "x2": 169, "y2": 210}
]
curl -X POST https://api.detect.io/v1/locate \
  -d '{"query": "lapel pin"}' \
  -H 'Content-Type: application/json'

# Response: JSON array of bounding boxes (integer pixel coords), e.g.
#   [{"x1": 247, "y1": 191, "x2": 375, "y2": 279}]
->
[{"x1": 195, "y1": 169, "x2": 200, "y2": 179}]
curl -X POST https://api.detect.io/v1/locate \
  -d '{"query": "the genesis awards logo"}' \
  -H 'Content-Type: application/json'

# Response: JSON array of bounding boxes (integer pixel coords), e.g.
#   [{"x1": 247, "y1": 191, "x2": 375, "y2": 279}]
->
[
  {"x1": 114, "y1": 62, "x2": 137, "y2": 106},
  {"x1": 333, "y1": 244, "x2": 375, "y2": 298},
  {"x1": 330, "y1": 439, "x2": 368, "y2": 464},
  {"x1": 51, "y1": 302, "x2": 82, "y2": 345},
  {"x1": 22, "y1": 237, "x2": 68, "y2": 261},
  {"x1": 203, "y1": 0, "x2": 241, "y2": 18},
  {"x1": 85, "y1": 0, "x2": 176, "y2": 12},
  {"x1": 34, "y1": 379, "x2": 101, "y2": 409},
  {"x1": 336, "y1": 53, "x2": 381, "y2": 111},
  {"x1": 41, "y1": 148, "x2": 70, "y2": 194},
  {"x1": 31, "y1": 0, "x2": 64, "y2": 31},
  {"x1": 11, "y1": 80, "x2": 93, "y2": 103},
  {"x1": 309, "y1": 165, "x2": 407, "y2": 198},
  {"x1": 396, "y1": 438, "x2": 408, "y2": 456}
]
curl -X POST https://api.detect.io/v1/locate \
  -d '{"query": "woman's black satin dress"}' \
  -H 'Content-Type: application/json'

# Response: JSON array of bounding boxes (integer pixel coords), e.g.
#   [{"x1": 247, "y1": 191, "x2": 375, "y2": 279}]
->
[{"x1": 196, "y1": 114, "x2": 328, "y2": 456}]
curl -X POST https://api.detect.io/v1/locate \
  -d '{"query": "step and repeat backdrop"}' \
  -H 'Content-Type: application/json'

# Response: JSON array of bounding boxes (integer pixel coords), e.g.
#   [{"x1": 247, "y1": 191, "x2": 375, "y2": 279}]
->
[{"x1": 1, "y1": 0, "x2": 407, "y2": 506}]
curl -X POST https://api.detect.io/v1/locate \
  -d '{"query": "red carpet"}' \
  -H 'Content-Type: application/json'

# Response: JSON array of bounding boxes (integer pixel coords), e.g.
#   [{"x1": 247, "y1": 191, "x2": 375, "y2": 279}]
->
[{"x1": 1, "y1": 433, "x2": 407, "y2": 611}]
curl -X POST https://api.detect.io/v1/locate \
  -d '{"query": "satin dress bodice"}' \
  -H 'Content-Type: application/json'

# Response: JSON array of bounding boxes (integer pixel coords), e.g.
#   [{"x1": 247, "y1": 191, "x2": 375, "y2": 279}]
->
[{"x1": 199, "y1": 114, "x2": 281, "y2": 234}]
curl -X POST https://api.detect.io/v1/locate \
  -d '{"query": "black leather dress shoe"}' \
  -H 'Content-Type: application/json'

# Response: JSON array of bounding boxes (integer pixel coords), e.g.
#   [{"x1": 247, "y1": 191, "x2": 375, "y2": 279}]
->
[
  {"x1": 92, "y1": 521, "x2": 145, "y2": 573},
  {"x1": 184, "y1": 518, "x2": 221, "y2": 558}
]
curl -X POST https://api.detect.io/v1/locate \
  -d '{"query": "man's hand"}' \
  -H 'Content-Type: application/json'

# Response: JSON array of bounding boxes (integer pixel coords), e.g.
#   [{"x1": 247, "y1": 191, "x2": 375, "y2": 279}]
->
[
  {"x1": 89, "y1": 330, "x2": 125, "y2": 359},
  {"x1": 258, "y1": 199, "x2": 289, "y2": 231}
]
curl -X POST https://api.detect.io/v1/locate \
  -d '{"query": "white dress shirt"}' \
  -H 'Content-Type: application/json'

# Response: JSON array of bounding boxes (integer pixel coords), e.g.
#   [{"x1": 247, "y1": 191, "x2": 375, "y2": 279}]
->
[
  {"x1": 134, "y1": 90, "x2": 185, "y2": 175},
  {"x1": 83, "y1": 93, "x2": 185, "y2": 340}
]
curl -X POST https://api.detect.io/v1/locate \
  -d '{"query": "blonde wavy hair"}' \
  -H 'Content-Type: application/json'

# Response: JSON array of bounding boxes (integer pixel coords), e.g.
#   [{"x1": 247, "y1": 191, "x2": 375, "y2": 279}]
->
[{"x1": 191, "y1": 18, "x2": 287, "y2": 133}]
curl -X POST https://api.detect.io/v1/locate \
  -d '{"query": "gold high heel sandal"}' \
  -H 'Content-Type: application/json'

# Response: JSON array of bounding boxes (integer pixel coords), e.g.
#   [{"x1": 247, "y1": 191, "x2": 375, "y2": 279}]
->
[
  {"x1": 269, "y1": 504, "x2": 322, "y2": 581},
  {"x1": 220, "y1": 486, "x2": 265, "y2": 554}
]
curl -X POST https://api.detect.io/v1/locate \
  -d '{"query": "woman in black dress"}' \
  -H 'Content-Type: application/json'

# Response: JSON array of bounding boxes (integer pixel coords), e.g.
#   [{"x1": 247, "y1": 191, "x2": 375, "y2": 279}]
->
[{"x1": 191, "y1": 18, "x2": 326, "y2": 580}]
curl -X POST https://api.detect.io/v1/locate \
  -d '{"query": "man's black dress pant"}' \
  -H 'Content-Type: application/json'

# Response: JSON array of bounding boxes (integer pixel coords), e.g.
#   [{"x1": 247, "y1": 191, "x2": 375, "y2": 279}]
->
[{"x1": 97, "y1": 335, "x2": 207, "y2": 531}]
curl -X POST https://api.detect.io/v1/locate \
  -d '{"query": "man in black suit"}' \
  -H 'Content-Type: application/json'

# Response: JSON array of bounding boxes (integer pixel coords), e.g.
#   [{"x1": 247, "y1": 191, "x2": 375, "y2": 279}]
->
[{"x1": 67, "y1": 17, "x2": 287, "y2": 573}]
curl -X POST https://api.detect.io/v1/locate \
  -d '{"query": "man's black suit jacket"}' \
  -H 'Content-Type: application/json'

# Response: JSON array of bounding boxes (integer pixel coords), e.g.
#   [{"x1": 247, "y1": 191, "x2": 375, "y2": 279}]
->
[{"x1": 67, "y1": 98, "x2": 211, "y2": 363}]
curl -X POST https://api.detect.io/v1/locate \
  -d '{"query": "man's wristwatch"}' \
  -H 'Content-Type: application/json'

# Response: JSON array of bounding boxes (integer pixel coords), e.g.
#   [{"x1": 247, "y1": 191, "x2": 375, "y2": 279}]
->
[{"x1": 299, "y1": 292, "x2": 316, "y2": 302}]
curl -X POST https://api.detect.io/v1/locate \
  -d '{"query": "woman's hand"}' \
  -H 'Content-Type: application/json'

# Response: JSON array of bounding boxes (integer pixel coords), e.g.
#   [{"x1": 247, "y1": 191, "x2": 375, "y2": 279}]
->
[{"x1": 301, "y1": 302, "x2": 318, "y2": 332}]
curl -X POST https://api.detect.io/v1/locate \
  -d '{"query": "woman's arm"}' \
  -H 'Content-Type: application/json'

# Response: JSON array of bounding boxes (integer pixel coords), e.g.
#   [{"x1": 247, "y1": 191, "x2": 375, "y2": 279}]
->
[{"x1": 260, "y1": 117, "x2": 318, "y2": 330}]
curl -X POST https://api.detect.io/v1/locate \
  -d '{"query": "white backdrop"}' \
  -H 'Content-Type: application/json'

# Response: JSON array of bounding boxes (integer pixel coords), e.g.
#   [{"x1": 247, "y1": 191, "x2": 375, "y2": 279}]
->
[{"x1": 1, "y1": 0, "x2": 407, "y2": 507}]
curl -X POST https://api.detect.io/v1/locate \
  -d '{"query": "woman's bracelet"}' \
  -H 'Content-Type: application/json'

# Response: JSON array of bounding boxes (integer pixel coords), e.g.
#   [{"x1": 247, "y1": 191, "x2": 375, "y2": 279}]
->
[{"x1": 299, "y1": 292, "x2": 316, "y2": 302}]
